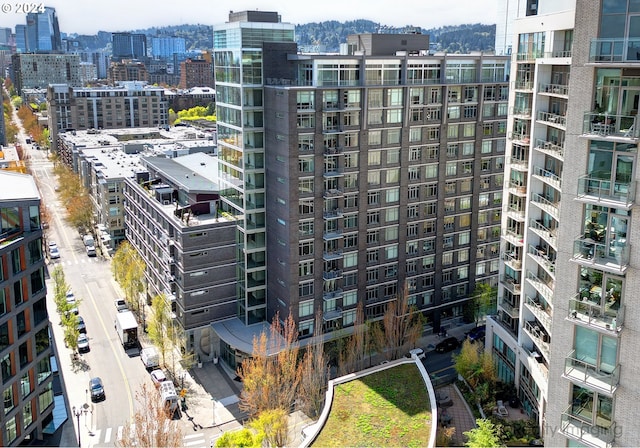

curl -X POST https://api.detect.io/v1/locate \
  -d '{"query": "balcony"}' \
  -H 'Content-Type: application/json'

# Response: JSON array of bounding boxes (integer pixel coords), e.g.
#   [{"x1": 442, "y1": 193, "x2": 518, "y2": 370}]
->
[
  {"x1": 502, "y1": 228, "x2": 524, "y2": 247},
  {"x1": 539, "y1": 82, "x2": 569, "y2": 96},
  {"x1": 323, "y1": 188, "x2": 344, "y2": 199},
  {"x1": 323, "y1": 229, "x2": 343, "y2": 241},
  {"x1": 526, "y1": 271, "x2": 554, "y2": 303},
  {"x1": 324, "y1": 146, "x2": 344, "y2": 155},
  {"x1": 563, "y1": 349, "x2": 620, "y2": 395},
  {"x1": 507, "y1": 181, "x2": 528, "y2": 197},
  {"x1": 323, "y1": 168, "x2": 344, "y2": 178},
  {"x1": 524, "y1": 295, "x2": 552, "y2": 332},
  {"x1": 516, "y1": 51, "x2": 544, "y2": 61},
  {"x1": 498, "y1": 297, "x2": 520, "y2": 319},
  {"x1": 323, "y1": 209, "x2": 344, "y2": 220},
  {"x1": 502, "y1": 251, "x2": 522, "y2": 270},
  {"x1": 576, "y1": 175, "x2": 635, "y2": 209},
  {"x1": 527, "y1": 244, "x2": 556, "y2": 276},
  {"x1": 571, "y1": 236, "x2": 630, "y2": 274},
  {"x1": 560, "y1": 407, "x2": 616, "y2": 448},
  {"x1": 523, "y1": 320, "x2": 550, "y2": 359},
  {"x1": 544, "y1": 49, "x2": 572, "y2": 59},
  {"x1": 534, "y1": 139, "x2": 564, "y2": 161},
  {"x1": 589, "y1": 36, "x2": 640, "y2": 63},
  {"x1": 529, "y1": 219, "x2": 558, "y2": 249},
  {"x1": 323, "y1": 269, "x2": 343, "y2": 280},
  {"x1": 506, "y1": 205, "x2": 525, "y2": 221},
  {"x1": 513, "y1": 80, "x2": 534, "y2": 91},
  {"x1": 532, "y1": 166, "x2": 561, "y2": 191},
  {"x1": 582, "y1": 112, "x2": 639, "y2": 140},
  {"x1": 507, "y1": 156, "x2": 528, "y2": 172},
  {"x1": 530, "y1": 193, "x2": 559, "y2": 219},
  {"x1": 567, "y1": 293, "x2": 624, "y2": 333},
  {"x1": 323, "y1": 308, "x2": 342, "y2": 321},
  {"x1": 510, "y1": 133, "x2": 531, "y2": 145},
  {"x1": 537, "y1": 110, "x2": 566, "y2": 128},
  {"x1": 323, "y1": 289, "x2": 344, "y2": 301},
  {"x1": 322, "y1": 249, "x2": 343, "y2": 261},
  {"x1": 500, "y1": 274, "x2": 521, "y2": 295},
  {"x1": 511, "y1": 107, "x2": 532, "y2": 119}
]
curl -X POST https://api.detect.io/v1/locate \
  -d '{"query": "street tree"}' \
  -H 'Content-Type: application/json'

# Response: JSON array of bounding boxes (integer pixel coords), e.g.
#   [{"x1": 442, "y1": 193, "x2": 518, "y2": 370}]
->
[
  {"x1": 338, "y1": 303, "x2": 370, "y2": 375},
  {"x1": 464, "y1": 418, "x2": 504, "y2": 448},
  {"x1": 147, "y1": 294, "x2": 171, "y2": 367},
  {"x1": 238, "y1": 313, "x2": 301, "y2": 419},
  {"x1": 62, "y1": 313, "x2": 80, "y2": 351},
  {"x1": 215, "y1": 428, "x2": 263, "y2": 448},
  {"x1": 112, "y1": 241, "x2": 146, "y2": 313},
  {"x1": 299, "y1": 310, "x2": 329, "y2": 418},
  {"x1": 248, "y1": 408, "x2": 289, "y2": 447},
  {"x1": 371, "y1": 287, "x2": 424, "y2": 361},
  {"x1": 465, "y1": 283, "x2": 497, "y2": 326},
  {"x1": 117, "y1": 383, "x2": 184, "y2": 448}
]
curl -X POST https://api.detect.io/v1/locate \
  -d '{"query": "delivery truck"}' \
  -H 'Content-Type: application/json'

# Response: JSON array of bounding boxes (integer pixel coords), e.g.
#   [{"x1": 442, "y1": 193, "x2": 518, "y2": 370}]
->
[
  {"x1": 140, "y1": 347, "x2": 160, "y2": 371},
  {"x1": 115, "y1": 311, "x2": 138, "y2": 350}
]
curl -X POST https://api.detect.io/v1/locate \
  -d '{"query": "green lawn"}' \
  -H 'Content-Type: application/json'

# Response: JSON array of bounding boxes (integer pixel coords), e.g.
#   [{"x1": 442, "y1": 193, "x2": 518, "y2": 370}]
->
[{"x1": 312, "y1": 363, "x2": 432, "y2": 447}]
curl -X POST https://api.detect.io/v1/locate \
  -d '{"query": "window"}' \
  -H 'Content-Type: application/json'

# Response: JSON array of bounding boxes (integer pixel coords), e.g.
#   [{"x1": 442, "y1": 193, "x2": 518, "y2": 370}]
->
[
  {"x1": 367, "y1": 230, "x2": 379, "y2": 244},
  {"x1": 408, "y1": 186, "x2": 420, "y2": 200},
  {"x1": 299, "y1": 220, "x2": 314, "y2": 236},
  {"x1": 442, "y1": 252, "x2": 453, "y2": 265},
  {"x1": 410, "y1": 147, "x2": 421, "y2": 161},
  {"x1": 299, "y1": 300, "x2": 314, "y2": 317},
  {"x1": 385, "y1": 226, "x2": 399, "y2": 241},
  {"x1": 367, "y1": 249, "x2": 379, "y2": 264},
  {"x1": 299, "y1": 178, "x2": 314, "y2": 194},
  {"x1": 299, "y1": 260, "x2": 314, "y2": 277},
  {"x1": 368, "y1": 191, "x2": 380, "y2": 205},
  {"x1": 368, "y1": 171, "x2": 381, "y2": 186},
  {"x1": 344, "y1": 252, "x2": 358, "y2": 268},
  {"x1": 385, "y1": 245, "x2": 398, "y2": 260},
  {"x1": 367, "y1": 211, "x2": 380, "y2": 225},
  {"x1": 386, "y1": 188, "x2": 400, "y2": 203},
  {"x1": 385, "y1": 207, "x2": 399, "y2": 222},
  {"x1": 299, "y1": 241, "x2": 314, "y2": 256},
  {"x1": 387, "y1": 148, "x2": 400, "y2": 164},
  {"x1": 367, "y1": 268, "x2": 378, "y2": 283},
  {"x1": 299, "y1": 281, "x2": 314, "y2": 298},
  {"x1": 368, "y1": 130, "x2": 382, "y2": 145},
  {"x1": 298, "y1": 158, "x2": 314, "y2": 173},
  {"x1": 459, "y1": 231, "x2": 470, "y2": 245},
  {"x1": 446, "y1": 162, "x2": 457, "y2": 176},
  {"x1": 368, "y1": 151, "x2": 381, "y2": 166}
]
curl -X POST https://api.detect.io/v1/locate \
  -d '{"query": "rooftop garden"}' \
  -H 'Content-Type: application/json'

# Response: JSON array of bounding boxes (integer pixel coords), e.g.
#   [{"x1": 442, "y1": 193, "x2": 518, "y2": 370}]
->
[{"x1": 312, "y1": 363, "x2": 432, "y2": 447}]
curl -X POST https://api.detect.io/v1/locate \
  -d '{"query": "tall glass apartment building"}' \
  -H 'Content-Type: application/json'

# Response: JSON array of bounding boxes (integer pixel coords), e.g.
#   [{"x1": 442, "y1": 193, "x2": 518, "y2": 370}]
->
[{"x1": 213, "y1": 11, "x2": 509, "y2": 369}]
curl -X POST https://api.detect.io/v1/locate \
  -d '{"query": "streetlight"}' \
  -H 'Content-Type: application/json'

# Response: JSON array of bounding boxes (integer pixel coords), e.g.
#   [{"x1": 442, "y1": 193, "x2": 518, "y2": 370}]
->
[{"x1": 72, "y1": 406, "x2": 81, "y2": 447}]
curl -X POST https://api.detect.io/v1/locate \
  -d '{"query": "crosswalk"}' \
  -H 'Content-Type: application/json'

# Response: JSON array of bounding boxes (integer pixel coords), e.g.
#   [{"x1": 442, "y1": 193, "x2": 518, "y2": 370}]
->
[
  {"x1": 86, "y1": 426, "x2": 218, "y2": 447},
  {"x1": 49, "y1": 257, "x2": 103, "y2": 267}
]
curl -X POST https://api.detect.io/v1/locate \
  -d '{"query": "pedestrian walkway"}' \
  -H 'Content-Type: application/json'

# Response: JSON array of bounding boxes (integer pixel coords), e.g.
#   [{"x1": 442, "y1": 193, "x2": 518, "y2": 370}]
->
[{"x1": 436, "y1": 384, "x2": 477, "y2": 446}]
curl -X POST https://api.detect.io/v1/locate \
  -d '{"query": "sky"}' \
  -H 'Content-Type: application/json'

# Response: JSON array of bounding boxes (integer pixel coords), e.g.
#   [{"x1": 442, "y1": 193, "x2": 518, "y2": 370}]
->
[{"x1": 0, "y1": 0, "x2": 498, "y2": 35}]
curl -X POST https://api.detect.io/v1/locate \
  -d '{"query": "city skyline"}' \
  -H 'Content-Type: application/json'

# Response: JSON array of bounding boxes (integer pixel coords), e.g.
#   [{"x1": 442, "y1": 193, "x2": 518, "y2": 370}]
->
[{"x1": 0, "y1": 0, "x2": 498, "y2": 35}]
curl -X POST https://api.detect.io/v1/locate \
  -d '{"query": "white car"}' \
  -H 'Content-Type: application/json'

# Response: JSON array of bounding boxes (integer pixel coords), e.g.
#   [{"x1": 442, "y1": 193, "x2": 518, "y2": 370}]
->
[
  {"x1": 77, "y1": 334, "x2": 90, "y2": 353},
  {"x1": 49, "y1": 242, "x2": 60, "y2": 259},
  {"x1": 150, "y1": 369, "x2": 167, "y2": 388},
  {"x1": 408, "y1": 348, "x2": 426, "y2": 360}
]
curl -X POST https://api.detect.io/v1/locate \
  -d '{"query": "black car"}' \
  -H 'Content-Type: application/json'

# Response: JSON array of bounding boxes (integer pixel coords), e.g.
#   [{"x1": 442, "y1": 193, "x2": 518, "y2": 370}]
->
[
  {"x1": 76, "y1": 316, "x2": 86, "y2": 334},
  {"x1": 89, "y1": 377, "x2": 105, "y2": 402},
  {"x1": 467, "y1": 325, "x2": 486, "y2": 342},
  {"x1": 435, "y1": 337, "x2": 460, "y2": 353}
]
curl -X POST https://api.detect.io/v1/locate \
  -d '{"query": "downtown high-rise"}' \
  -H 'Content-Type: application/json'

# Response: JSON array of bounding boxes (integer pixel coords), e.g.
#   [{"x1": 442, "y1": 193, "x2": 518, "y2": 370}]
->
[{"x1": 212, "y1": 10, "x2": 509, "y2": 369}]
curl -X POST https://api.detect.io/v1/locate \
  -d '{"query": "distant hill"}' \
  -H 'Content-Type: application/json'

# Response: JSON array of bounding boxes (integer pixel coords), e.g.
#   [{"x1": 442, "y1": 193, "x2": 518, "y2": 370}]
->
[{"x1": 69, "y1": 22, "x2": 495, "y2": 54}]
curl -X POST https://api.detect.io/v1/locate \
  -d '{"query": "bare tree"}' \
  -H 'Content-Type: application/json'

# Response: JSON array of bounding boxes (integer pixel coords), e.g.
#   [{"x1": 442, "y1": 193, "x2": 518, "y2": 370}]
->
[
  {"x1": 299, "y1": 310, "x2": 330, "y2": 418},
  {"x1": 117, "y1": 383, "x2": 184, "y2": 448},
  {"x1": 338, "y1": 303, "x2": 369, "y2": 375},
  {"x1": 371, "y1": 287, "x2": 424, "y2": 361}
]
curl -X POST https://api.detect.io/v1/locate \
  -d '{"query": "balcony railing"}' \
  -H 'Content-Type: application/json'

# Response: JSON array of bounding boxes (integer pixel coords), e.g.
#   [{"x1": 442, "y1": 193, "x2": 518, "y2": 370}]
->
[
  {"x1": 589, "y1": 37, "x2": 640, "y2": 63},
  {"x1": 498, "y1": 297, "x2": 520, "y2": 319},
  {"x1": 502, "y1": 228, "x2": 524, "y2": 246},
  {"x1": 500, "y1": 274, "x2": 521, "y2": 294},
  {"x1": 502, "y1": 251, "x2": 522, "y2": 270},
  {"x1": 526, "y1": 270, "x2": 554, "y2": 303},
  {"x1": 322, "y1": 250, "x2": 343, "y2": 261},
  {"x1": 516, "y1": 51, "x2": 544, "y2": 61},
  {"x1": 567, "y1": 293, "x2": 624, "y2": 333},
  {"x1": 582, "y1": 112, "x2": 639, "y2": 139},
  {"x1": 544, "y1": 49, "x2": 572, "y2": 58},
  {"x1": 523, "y1": 320, "x2": 550, "y2": 358},
  {"x1": 534, "y1": 138, "x2": 564, "y2": 160},
  {"x1": 576, "y1": 174, "x2": 636, "y2": 208},
  {"x1": 533, "y1": 166, "x2": 561, "y2": 191},
  {"x1": 530, "y1": 193, "x2": 559, "y2": 218},
  {"x1": 527, "y1": 244, "x2": 556, "y2": 276},
  {"x1": 507, "y1": 181, "x2": 527, "y2": 196},
  {"x1": 537, "y1": 110, "x2": 566, "y2": 127},
  {"x1": 323, "y1": 308, "x2": 342, "y2": 321},
  {"x1": 560, "y1": 406, "x2": 616, "y2": 448},
  {"x1": 563, "y1": 349, "x2": 620, "y2": 395},
  {"x1": 323, "y1": 229, "x2": 343, "y2": 241},
  {"x1": 323, "y1": 209, "x2": 344, "y2": 219},
  {"x1": 511, "y1": 107, "x2": 532, "y2": 118},
  {"x1": 524, "y1": 295, "x2": 551, "y2": 331},
  {"x1": 510, "y1": 133, "x2": 531, "y2": 145},
  {"x1": 571, "y1": 236, "x2": 630, "y2": 274},
  {"x1": 324, "y1": 147, "x2": 343, "y2": 155},
  {"x1": 322, "y1": 269, "x2": 343, "y2": 280},
  {"x1": 507, "y1": 156, "x2": 528, "y2": 171},
  {"x1": 323, "y1": 188, "x2": 344, "y2": 199},
  {"x1": 323, "y1": 289, "x2": 344, "y2": 301},
  {"x1": 513, "y1": 80, "x2": 534, "y2": 91},
  {"x1": 507, "y1": 205, "x2": 525, "y2": 221},
  {"x1": 529, "y1": 219, "x2": 558, "y2": 249},
  {"x1": 539, "y1": 82, "x2": 569, "y2": 95}
]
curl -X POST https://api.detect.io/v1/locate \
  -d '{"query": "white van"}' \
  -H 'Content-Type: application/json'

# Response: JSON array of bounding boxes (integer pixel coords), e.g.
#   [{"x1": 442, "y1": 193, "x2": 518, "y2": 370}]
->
[{"x1": 159, "y1": 380, "x2": 179, "y2": 415}]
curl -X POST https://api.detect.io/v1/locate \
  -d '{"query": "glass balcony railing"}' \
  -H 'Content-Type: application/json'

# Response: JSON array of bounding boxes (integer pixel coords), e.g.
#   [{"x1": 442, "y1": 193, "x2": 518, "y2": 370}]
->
[
  {"x1": 323, "y1": 188, "x2": 344, "y2": 199},
  {"x1": 524, "y1": 295, "x2": 551, "y2": 331},
  {"x1": 527, "y1": 244, "x2": 556, "y2": 276},
  {"x1": 514, "y1": 80, "x2": 534, "y2": 91},
  {"x1": 323, "y1": 208, "x2": 343, "y2": 219},
  {"x1": 582, "y1": 112, "x2": 639, "y2": 139},
  {"x1": 576, "y1": 175, "x2": 635, "y2": 207},
  {"x1": 589, "y1": 37, "x2": 640, "y2": 63},
  {"x1": 533, "y1": 166, "x2": 562, "y2": 191},
  {"x1": 530, "y1": 193, "x2": 559, "y2": 218},
  {"x1": 502, "y1": 251, "x2": 522, "y2": 270},
  {"x1": 529, "y1": 219, "x2": 558, "y2": 249},
  {"x1": 567, "y1": 293, "x2": 624, "y2": 333},
  {"x1": 560, "y1": 406, "x2": 616, "y2": 448},
  {"x1": 571, "y1": 236, "x2": 630, "y2": 274},
  {"x1": 526, "y1": 270, "x2": 554, "y2": 303},
  {"x1": 511, "y1": 107, "x2": 532, "y2": 118},
  {"x1": 502, "y1": 228, "x2": 525, "y2": 246},
  {"x1": 322, "y1": 269, "x2": 343, "y2": 280},
  {"x1": 501, "y1": 274, "x2": 522, "y2": 294},
  {"x1": 323, "y1": 289, "x2": 343, "y2": 301},
  {"x1": 498, "y1": 297, "x2": 520, "y2": 319},
  {"x1": 563, "y1": 349, "x2": 620, "y2": 395},
  {"x1": 507, "y1": 181, "x2": 527, "y2": 196},
  {"x1": 523, "y1": 320, "x2": 550, "y2": 358},
  {"x1": 507, "y1": 156, "x2": 529, "y2": 171}
]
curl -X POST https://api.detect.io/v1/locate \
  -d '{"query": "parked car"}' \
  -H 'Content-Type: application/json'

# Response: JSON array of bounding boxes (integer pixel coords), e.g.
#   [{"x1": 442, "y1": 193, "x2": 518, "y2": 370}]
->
[
  {"x1": 76, "y1": 316, "x2": 86, "y2": 334},
  {"x1": 49, "y1": 242, "x2": 60, "y2": 259},
  {"x1": 435, "y1": 337, "x2": 459, "y2": 353},
  {"x1": 89, "y1": 377, "x2": 105, "y2": 402},
  {"x1": 467, "y1": 325, "x2": 486, "y2": 342},
  {"x1": 150, "y1": 369, "x2": 167, "y2": 388},
  {"x1": 77, "y1": 334, "x2": 90, "y2": 353},
  {"x1": 114, "y1": 299, "x2": 128, "y2": 312}
]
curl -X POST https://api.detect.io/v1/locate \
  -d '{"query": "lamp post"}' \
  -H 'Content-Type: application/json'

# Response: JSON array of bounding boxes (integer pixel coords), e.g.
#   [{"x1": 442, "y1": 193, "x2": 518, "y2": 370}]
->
[{"x1": 72, "y1": 406, "x2": 81, "y2": 447}]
